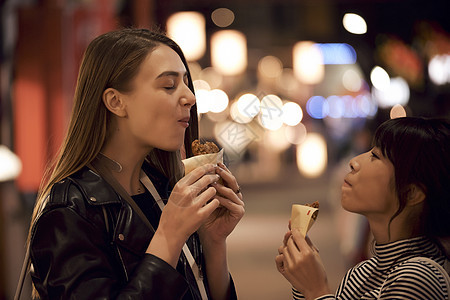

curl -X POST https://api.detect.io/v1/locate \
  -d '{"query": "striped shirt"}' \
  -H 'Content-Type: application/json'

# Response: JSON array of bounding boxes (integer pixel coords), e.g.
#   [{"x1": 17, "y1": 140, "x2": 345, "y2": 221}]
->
[{"x1": 293, "y1": 236, "x2": 449, "y2": 299}]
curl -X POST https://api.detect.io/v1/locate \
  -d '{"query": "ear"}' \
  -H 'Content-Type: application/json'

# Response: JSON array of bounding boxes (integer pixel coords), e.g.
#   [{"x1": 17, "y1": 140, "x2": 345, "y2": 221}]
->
[
  {"x1": 406, "y1": 184, "x2": 426, "y2": 206},
  {"x1": 103, "y1": 88, "x2": 127, "y2": 117}
]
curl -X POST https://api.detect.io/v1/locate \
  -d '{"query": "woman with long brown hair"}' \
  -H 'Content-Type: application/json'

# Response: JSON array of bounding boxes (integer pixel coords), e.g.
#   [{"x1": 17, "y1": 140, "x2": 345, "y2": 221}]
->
[{"x1": 26, "y1": 28, "x2": 244, "y2": 299}]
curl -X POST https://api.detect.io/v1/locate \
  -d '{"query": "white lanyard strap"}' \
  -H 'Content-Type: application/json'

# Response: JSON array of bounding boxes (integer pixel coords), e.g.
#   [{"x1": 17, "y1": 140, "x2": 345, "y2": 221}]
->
[{"x1": 140, "y1": 172, "x2": 208, "y2": 300}]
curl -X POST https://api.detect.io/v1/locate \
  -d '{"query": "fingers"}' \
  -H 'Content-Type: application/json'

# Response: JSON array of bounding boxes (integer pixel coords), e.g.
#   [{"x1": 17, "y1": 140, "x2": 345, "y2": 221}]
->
[
  {"x1": 212, "y1": 182, "x2": 244, "y2": 205},
  {"x1": 283, "y1": 230, "x2": 292, "y2": 246},
  {"x1": 275, "y1": 253, "x2": 285, "y2": 273},
  {"x1": 290, "y1": 228, "x2": 310, "y2": 251},
  {"x1": 215, "y1": 163, "x2": 242, "y2": 196},
  {"x1": 181, "y1": 163, "x2": 216, "y2": 185}
]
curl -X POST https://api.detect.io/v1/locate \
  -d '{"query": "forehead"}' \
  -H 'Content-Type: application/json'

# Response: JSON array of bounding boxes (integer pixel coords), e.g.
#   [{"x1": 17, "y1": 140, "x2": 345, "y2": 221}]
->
[{"x1": 140, "y1": 45, "x2": 187, "y2": 78}]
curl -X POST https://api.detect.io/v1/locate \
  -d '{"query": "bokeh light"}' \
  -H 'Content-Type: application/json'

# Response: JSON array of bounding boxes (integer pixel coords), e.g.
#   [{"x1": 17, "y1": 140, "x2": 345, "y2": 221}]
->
[
  {"x1": 428, "y1": 54, "x2": 450, "y2": 85},
  {"x1": 259, "y1": 95, "x2": 284, "y2": 130},
  {"x1": 316, "y1": 43, "x2": 357, "y2": 64},
  {"x1": 209, "y1": 89, "x2": 229, "y2": 113},
  {"x1": 285, "y1": 123, "x2": 307, "y2": 145},
  {"x1": 195, "y1": 89, "x2": 211, "y2": 114},
  {"x1": 193, "y1": 79, "x2": 211, "y2": 91},
  {"x1": 342, "y1": 69, "x2": 362, "y2": 92},
  {"x1": 258, "y1": 56, "x2": 283, "y2": 79},
  {"x1": 390, "y1": 104, "x2": 407, "y2": 119},
  {"x1": 306, "y1": 96, "x2": 328, "y2": 119},
  {"x1": 343, "y1": 13, "x2": 367, "y2": 34},
  {"x1": 211, "y1": 8, "x2": 235, "y2": 28},
  {"x1": 265, "y1": 126, "x2": 291, "y2": 152},
  {"x1": 372, "y1": 77, "x2": 410, "y2": 108},
  {"x1": 296, "y1": 133, "x2": 327, "y2": 178},
  {"x1": 167, "y1": 12, "x2": 206, "y2": 61},
  {"x1": 237, "y1": 93, "x2": 260, "y2": 118},
  {"x1": 370, "y1": 66, "x2": 390, "y2": 91},
  {"x1": 282, "y1": 102, "x2": 303, "y2": 126},
  {"x1": 231, "y1": 101, "x2": 254, "y2": 124},
  {"x1": 0, "y1": 145, "x2": 22, "y2": 182},
  {"x1": 293, "y1": 41, "x2": 324, "y2": 85},
  {"x1": 211, "y1": 30, "x2": 247, "y2": 76}
]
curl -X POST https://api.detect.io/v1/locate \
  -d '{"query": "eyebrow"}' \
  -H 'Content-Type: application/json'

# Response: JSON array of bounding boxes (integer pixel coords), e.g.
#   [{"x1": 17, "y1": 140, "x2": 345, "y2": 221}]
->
[{"x1": 156, "y1": 71, "x2": 187, "y2": 79}]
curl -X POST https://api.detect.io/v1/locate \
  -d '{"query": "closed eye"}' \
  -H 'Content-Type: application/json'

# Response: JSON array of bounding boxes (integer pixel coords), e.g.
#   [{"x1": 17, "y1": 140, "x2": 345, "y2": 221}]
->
[{"x1": 370, "y1": 151, "x2": 380, "y2": 159}]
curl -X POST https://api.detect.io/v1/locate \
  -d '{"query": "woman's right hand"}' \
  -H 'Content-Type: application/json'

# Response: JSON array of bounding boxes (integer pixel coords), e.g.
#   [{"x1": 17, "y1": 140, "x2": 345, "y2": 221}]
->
[{"x1": 146, "y1": 163, "x2": 220, "y2": 267}]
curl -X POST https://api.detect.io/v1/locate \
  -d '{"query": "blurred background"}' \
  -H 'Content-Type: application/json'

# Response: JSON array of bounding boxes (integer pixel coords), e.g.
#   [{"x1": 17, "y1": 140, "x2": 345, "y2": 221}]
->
[{"x1": 0, "y1": 0, "x2": 449, "y2": 299}]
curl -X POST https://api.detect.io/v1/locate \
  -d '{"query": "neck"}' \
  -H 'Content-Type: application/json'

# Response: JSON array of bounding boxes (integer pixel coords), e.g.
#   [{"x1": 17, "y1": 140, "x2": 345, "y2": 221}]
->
[
  {"x1": 99, "y1": 144, "x2": 150, "y2": 195},
  {"x1": 367, "y1": 205, "x2": 425, "y2": 245}
]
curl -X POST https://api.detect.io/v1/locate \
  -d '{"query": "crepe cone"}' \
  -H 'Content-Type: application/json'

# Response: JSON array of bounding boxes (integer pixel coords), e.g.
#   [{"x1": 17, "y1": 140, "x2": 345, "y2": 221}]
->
[
  {"x1": 291, "y1": 204, "x2": 319, "y2": 236},
  {"x1": 182, "y1": 149, "x2": 224, "y2": 175}
]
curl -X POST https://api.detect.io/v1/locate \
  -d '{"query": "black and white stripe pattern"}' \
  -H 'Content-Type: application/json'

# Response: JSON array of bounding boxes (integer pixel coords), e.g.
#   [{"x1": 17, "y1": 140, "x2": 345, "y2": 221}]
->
[{"x1": 293, "y1": 236, "x2": 449, "y2": 299}]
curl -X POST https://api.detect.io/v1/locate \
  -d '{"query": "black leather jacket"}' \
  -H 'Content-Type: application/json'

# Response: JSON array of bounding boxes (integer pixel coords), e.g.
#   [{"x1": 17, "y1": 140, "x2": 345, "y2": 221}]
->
[{"x1": 30, "y1": 164, "x2": 237, "y2": 299}]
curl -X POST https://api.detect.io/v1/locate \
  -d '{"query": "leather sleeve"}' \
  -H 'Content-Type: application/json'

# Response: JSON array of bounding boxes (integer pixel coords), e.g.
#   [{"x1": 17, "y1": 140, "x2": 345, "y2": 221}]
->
[{"x1": 30, "y1": 206, "x2": 188, "y2": 299}]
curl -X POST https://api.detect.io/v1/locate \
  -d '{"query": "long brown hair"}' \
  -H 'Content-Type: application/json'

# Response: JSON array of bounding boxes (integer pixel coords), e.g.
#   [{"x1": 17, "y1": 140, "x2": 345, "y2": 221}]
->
[{"x1": 28, "y1": 28, "x2": 198, "y2": 241}]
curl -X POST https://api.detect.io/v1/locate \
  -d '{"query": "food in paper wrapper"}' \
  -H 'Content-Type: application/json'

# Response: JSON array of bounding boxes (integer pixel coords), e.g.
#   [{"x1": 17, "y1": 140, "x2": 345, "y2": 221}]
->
[
  {"x1": 291, "y1": 201, "x2": 319, "y2": 236},
  {"x1": 182, "y1": 140, "x2": 223, "y2": 175}
]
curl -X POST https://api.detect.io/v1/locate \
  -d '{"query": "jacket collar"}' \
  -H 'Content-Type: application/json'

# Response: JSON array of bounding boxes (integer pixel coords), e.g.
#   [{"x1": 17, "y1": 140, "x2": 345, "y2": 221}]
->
[
  {"x1": 69, "y1": 166, "x2": 121, "y2": 205},
  {"x1": 69, "y1": 163, "x2": 170, "y2": 206}
]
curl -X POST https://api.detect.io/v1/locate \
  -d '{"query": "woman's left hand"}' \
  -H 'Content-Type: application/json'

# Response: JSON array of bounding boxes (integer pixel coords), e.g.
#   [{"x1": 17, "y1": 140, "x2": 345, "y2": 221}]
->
[{"x1": 198, "y1": 162, "x2": 245, "y2": 243}]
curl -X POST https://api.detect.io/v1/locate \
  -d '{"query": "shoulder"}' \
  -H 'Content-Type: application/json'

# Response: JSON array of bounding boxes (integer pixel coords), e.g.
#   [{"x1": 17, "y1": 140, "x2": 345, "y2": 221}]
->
[
  {"x1": 36, "y1": 166, "x2": 121, "y2": 223},
  {"x1": 396, "y1": 257, "x2": 447, "y2": 279},
  {"x1": 47, "y1": 166, "x2": 121, "y2": 207},
  {"x1": 381, "y1": 257, "x2": 449, "y2": 299}
]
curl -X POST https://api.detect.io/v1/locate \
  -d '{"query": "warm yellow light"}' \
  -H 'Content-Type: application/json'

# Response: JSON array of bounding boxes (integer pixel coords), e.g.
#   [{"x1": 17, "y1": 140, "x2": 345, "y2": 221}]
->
[
  {"x1": 258, "y1": 56, "x2": 283, "y2": 79},
  {"x1": 230, "y1": 101, "x2": 253, "y2": 124},
  {"x1": 293, "y1": 41, "x2": 324, "y2": 85},
  {"x1": 211, "y1": 30, "x2": 247, "y2": 76},
  {"x1": 195, "y1": 89, "x2": 210, "y2": 114},
  {"x1": 259, "y1": 95, "x2": 284, "y2": 131},
  {"x1": 199, "y1": 67, "x2": 223, "y2": 89},
  {"x1": 211, "y1": 8, "x2": 235, "y2": 28},
  {"x1": 390, "y1": 104, "x2": 407, "y2": 119},
  {"x1": 265, "y1": 126, "x2": 291, "y2": 152},
  {"x1": 343, "y1": 13, "x2": 367, "y2": 34},
  {"x1": 342, "y1": 69, "x2": 362, "y2": 92},
  {"x1": 296, "y1": 133, "x2": 327, "y2": 178},
  {"x1": 209, "y1": 89, "x2": 229, "y2": 113},
  {"x1": 0, "y1": 145, "x2": 22, "y2": 182},
  {"x1": 282, "y1": 102, "x2": 303, "y2": 126},
  {"x1": 237, "y1": 93, "x2": 260, "y2": 118},
  {"x1": 193, "y1": 79, "x2": 211, "y2": 91},
  {"x1": 167, "y1": 11, "x2": 206, "y2": 61},
  {"x1": 285, "y1": 123, "x2": 307, "y2": 145}
]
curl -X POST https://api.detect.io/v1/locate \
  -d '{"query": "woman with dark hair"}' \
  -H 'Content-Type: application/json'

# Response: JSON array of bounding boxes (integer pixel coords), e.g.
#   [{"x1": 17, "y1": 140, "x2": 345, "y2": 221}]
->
[
  {"x1": 276, "y1": 117, "x2": 450, "y2": 299},
  {"x1": 25, "y1": 28, "x2": 244, "y2": 299}
]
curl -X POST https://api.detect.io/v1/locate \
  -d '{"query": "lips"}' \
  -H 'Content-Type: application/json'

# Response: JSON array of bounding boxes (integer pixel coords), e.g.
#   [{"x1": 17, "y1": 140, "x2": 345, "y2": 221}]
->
[
  {"x1": 178, "y1": 116, "x2": 190, "y2": 128},
  {"x1": 343, "y1": 178, "x2": 352, "y2": 187}
]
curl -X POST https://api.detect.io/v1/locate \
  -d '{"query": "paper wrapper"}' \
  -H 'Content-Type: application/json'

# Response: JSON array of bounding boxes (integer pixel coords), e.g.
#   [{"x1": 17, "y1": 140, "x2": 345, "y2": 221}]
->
[
  {"x1": 291, "y1": 204, "x2": 319, "y2": 236},
  {"x1": 182, "y1": 149, "x2": 224, "y2": 175}
]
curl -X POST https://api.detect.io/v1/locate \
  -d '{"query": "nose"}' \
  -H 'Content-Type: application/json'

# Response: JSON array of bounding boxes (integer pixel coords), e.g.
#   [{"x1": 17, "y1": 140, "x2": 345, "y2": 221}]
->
[
  {"x1": 349, "y1": 155, "x2": 360, "y2": 172},
  {"x1": 180, "y1": 85, "x2": 196, "y2": 108}
]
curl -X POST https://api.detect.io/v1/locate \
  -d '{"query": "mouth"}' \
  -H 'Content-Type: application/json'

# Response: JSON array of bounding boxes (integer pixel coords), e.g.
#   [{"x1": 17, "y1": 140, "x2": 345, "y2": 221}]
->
[
  {"x1": 178, "y1": 116, "x2": 190, "y2": 128},
  {"x1": 343, "y1": 178, "x2": 352, "y2": 187}
]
